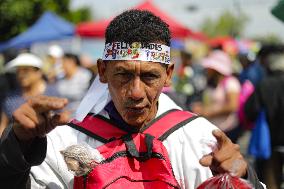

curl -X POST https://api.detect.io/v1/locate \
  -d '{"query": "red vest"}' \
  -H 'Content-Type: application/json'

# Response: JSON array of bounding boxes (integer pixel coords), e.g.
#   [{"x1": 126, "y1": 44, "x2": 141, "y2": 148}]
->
[{"x1": 68, "y1": 109, "x2": 197, "y2": 189}]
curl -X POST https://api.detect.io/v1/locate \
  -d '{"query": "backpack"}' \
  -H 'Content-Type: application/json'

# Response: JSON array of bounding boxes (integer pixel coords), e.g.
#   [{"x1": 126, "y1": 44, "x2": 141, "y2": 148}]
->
[
  {"x1": 221, "y1": 77, "x2": 255, "y2": 130},
  {"x1": 237, "y1": 80, "x2": 255, "y2": 130},
  {"x1": 68, "y1": 109, "x2": 197, "y2": 189}
]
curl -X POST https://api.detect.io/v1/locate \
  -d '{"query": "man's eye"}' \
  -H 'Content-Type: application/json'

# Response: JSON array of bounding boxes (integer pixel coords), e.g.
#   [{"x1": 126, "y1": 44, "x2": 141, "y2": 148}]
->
[
  {"x1": 115, "y1": 72, "x2": 133, "y2": 80},
  {"x1": 142, "y1": 73, "x2": 159, "y2": 80},
  {"x1": 117, "y1": 72, "x2": 131, "y2": 76}
]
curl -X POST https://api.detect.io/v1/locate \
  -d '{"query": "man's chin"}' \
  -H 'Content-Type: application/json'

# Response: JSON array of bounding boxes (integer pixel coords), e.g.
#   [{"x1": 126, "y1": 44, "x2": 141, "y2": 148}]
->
[
  {"x1": 124, "y1": 115, "x2": 147, "y2": 128},
  {"x1": 122, "y1": 108, "x2": 154, "y2": 128}
]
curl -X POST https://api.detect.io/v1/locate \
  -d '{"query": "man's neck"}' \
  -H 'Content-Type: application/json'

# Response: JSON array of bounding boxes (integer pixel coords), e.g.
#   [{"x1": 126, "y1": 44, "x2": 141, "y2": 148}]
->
[{"x1": 105, "y1": 101, "x2": 138, "y2": 133}]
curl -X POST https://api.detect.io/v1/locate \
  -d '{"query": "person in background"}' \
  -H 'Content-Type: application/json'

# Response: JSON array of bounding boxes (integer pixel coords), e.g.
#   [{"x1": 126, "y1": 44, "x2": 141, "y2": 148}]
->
[
  {"x1": 192, "y1": 50, "x2": 241, "y2": 133},
  {"x1": 56, "y1": 53, "x2": 92, "y2": 114},
  {"x1": 0, "y1": 53, "x2": 60, "y2": 136},
  {"x1": 238, "y1": 50, "x2": 265, "y2": 86},
  {"x1": 244, "y1": 4, "x2": 284, "y2": 187},
  {"x1": 245, "y1": 48, "x2": 284, "y2": 189},
  {"x1": 45, "y1": 44, "x2": 64, "y2": 83},
  {"x1": 79, "y1": 54, "x2": 98, "y2": 85}
]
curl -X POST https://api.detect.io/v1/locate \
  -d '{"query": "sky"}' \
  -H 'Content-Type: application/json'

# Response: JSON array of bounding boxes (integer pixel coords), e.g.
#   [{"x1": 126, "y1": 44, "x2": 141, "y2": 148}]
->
[{"x1": 71, "y1": 0, "x2": 284, "y2": 40}]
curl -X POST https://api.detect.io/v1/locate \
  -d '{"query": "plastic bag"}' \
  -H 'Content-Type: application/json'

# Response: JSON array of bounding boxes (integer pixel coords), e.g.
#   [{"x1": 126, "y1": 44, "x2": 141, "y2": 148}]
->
[{"x1": 197, "y1": 173, "x2": 253, "y2": 189}]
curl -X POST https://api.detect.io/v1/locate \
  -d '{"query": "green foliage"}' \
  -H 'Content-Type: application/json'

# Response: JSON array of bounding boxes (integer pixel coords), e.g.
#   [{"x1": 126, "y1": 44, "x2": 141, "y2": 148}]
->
[
  {"x1": 200, "y1": 10, "x2": 249, "y2": 38},
  {"x1": 0, "y1": 0, "x2": 91, "y2": 42}
]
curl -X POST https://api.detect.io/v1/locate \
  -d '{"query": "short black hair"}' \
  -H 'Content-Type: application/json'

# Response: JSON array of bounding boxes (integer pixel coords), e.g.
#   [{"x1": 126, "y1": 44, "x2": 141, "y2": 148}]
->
[
  {"x1": 63, "y1": 53, "x2": 80, "y2": 66},
  {"x1": 105, "y1": 10, "x2": 171, "y2": 46}
]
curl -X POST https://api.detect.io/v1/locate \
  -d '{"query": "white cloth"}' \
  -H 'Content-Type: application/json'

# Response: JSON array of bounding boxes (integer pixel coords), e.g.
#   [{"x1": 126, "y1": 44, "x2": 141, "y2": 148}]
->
[
  {"x1": 75, "y1": 75, "x2": 110, "y2": 122},
  {"x1": 30, "y1": 93, "x2": 218, "y2": 189}
]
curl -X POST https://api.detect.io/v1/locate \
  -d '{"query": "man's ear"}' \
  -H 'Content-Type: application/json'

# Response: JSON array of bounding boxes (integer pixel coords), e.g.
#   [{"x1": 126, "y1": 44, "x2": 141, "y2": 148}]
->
[
  {"x1": 164, "y1": 63, "x2": 174, "y2": 87},
  {"x1": 97, "y1": 59, "x2": 107, "y2": 83}
]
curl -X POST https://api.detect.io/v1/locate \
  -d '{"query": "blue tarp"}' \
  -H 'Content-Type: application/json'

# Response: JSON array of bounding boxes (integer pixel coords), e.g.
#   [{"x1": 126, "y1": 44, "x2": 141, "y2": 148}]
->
[{"x1": 0, "y1": 11, "x2": 74, "y2": 51}]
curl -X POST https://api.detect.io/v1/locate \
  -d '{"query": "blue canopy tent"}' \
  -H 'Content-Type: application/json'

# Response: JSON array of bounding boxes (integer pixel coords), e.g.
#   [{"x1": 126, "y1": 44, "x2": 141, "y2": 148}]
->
[{"x1": 0, "y1": 11, "x2": 74, "y2": 52}]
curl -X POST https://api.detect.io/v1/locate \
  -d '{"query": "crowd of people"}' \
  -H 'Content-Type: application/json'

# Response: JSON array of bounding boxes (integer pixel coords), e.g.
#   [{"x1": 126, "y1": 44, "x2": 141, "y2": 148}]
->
[
  {"x1": 0, "y1": 5, "x2": 283, "y2": 189},
  {"x1": 172, "y1": 43, "x2": 284, "y2": 189},
  {"x1": 0, "y1": 47, "x2": 95, "y2": 136}
]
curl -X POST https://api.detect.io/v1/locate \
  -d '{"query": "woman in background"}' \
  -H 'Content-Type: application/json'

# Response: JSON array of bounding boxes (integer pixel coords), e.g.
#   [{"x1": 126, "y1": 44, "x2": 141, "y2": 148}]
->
[{"x1": 192, "y1": 50, "x2": 241, "y2": 133}]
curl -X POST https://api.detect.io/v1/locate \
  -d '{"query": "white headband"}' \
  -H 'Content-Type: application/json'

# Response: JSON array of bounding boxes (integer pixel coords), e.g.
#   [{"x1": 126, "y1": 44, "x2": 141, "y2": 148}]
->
[
  {"x1": 75, "y1": 42, "x2": 171, "y2": 121},
  {"x1": 102, "y1": 42, "x2": 170, "y2": 64}
]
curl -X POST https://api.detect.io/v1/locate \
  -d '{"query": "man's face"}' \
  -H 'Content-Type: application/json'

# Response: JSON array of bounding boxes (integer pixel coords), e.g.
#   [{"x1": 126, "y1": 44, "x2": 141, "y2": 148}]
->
[
  {"x1": 98, "y1": 60, "x2": 173, "y2": 128},
  {"x1": 16, "y1": 66, "x2": 42, "y2": 88}
]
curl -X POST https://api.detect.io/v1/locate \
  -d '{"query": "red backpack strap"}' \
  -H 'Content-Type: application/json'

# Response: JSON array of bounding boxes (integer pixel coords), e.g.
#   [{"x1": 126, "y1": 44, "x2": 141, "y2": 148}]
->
[
  {"x1": 141, "y1": 109, "x2": 198, "y2": 141},
  {"x1": 68, "y1": 113, "x2": 127, "y2": 143}
]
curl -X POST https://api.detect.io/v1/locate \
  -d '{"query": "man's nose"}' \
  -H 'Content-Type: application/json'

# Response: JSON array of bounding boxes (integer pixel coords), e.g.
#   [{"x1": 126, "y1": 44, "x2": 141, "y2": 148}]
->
[{"x1": 128, "y1": 76, "x2": 145, "y2": 100}]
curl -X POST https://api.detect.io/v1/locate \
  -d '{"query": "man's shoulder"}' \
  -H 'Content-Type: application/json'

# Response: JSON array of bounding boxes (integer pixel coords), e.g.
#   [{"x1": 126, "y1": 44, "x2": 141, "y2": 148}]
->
[
  {"x1": 174, "y1": 116, "x2": 218, "y2": 137},
  {"x1": 157, "y1": 93, "x2": 182, "y2": 114},
  {"x1": 185, "y1": 116, "x2": 218, "y2": 132},
  {"x1": 157, "y1": 93, "x2": 218, "y2": 141},
  {"x1": 163, "y1": 116, "x2": 218, "y2": 159},
  {"x1": 164, "y1": 116, "x2": 217, "y2": 146}
]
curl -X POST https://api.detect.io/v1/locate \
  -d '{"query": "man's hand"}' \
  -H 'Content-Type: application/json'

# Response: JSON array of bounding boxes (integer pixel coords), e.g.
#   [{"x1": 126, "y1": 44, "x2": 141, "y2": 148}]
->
[
  {"x1": 199, "y1": 130, "x2": 248, "y2": 177},
  {"x1": 12, "y1": 96, "x2": 69, "y2": 141}
]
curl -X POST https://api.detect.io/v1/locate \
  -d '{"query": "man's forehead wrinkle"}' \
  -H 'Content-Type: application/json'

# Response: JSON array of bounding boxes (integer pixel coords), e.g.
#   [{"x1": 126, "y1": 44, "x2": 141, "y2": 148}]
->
[
  {"x1": 112, "y1": 63, "x2": 142, "y2": 74},
  {"x1": 108, "y1": 60, "x2": 166, "y2": 77},
  {"x1": 113, "y1": 66, "x2": 128, "y2": 72},
  {"x1": 112, "y1": 62, "x2": 135, "y2": 72},
  {"x1": 135, "y1": 61, "x2": 141, "y2": 74}
]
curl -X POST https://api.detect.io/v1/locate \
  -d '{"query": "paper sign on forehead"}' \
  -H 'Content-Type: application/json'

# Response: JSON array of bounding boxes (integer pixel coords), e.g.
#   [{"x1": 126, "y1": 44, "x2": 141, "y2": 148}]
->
[{"x1": 102, "y1": 42, "x2": 171, "y2": 64}]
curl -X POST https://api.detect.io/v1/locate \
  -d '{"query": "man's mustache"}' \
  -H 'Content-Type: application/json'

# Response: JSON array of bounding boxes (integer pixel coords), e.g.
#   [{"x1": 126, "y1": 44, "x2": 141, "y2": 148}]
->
[{"x1": 124, "y1": 99, "x2": 148, "y2": 107}]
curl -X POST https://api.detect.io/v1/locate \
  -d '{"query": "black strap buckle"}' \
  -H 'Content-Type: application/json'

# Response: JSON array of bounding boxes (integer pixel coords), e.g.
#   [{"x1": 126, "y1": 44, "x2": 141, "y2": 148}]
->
[{"x1": 122, "y1": 133, "x2": 154, "y2": 161}]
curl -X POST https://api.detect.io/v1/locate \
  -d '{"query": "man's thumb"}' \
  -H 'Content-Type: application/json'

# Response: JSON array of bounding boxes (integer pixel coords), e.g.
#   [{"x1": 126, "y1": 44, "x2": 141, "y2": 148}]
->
[{"x1": 199, "y1": 154, "x2": 213, "y2": 167}]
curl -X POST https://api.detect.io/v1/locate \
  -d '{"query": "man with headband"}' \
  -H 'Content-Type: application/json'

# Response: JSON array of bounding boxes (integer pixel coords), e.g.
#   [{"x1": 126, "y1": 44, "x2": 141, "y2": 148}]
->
[{"x1": 0, "y1": 10, "x2": 264, "y2": 188}]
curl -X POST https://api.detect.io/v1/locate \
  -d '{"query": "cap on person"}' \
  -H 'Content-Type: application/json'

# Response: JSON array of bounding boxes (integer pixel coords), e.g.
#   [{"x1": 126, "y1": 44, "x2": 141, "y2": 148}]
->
[
  {"x1": 202, "y1": 50, "x2": 232, "y2": 76},
  {"x1": 48, "y1": 45, "x2": 63, "y2": 58},
  {"x1": 5, "y1": 53, "x2": 43, "y2": 72}
]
